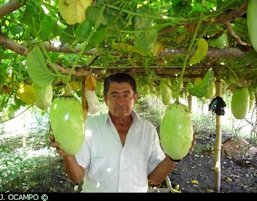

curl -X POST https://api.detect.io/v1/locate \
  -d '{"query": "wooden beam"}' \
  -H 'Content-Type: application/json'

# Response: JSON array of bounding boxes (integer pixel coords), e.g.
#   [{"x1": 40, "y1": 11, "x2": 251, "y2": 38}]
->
[{"x1": 0, "y1": 0, "x2": 23, "y2": 18}]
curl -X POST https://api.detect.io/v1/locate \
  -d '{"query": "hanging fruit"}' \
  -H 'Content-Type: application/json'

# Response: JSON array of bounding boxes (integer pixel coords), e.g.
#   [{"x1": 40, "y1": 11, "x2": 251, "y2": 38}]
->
[
  {"x1": 50, "y1": 96, "x2": 85, "y2": 155},
  {"x1": 160, "y1": 102, "x2": 193, "y2": 161},
  {"x1": 160, "y1": 79, "x2": 172, "y2": 105},
  {"x1": 33, "y1": 83, "x2": 53, "y2": 110},
  {"x1": 189, "y1": 38, "x2": 208, "y2": 65},
  {"x1": 231, "y1": 87, "x2": 250, "y2": 119},
  {"x1": 247, "y1": 0, "x2": 257, "y2": 52},
  {"x1": 16, "y1": 84, "x2": 36, "y2": 105},
  {"x1": 58, "y1": 0, "x2": 93, "y2": 25}
]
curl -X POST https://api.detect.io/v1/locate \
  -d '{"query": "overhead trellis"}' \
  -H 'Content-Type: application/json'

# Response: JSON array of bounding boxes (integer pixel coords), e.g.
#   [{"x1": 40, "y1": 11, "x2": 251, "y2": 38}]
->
[{"x1": 0, "y1": 0, "x2": 256, "y2": 85}]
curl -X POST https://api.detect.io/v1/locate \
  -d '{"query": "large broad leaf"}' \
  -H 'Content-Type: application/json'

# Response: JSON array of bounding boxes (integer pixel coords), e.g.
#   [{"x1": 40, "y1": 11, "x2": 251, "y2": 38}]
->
[
  {"x1": 134, "y1": 30, "x2": 158, "y2": 55},
  {"x1": 26, "y1": 47, "x2": 55, "y2": 87},
  {"x1": 134, "y1": 6, "x2": 158, "y2": 55},
  {"x1": 38, "y1": 16, "x2": 57, "y2": 41},
  {"x1": 86, "y1": 5, "x2": 107, "y2": 27},
  {"x1": 75, "y1": 20, "x2": 94, "y2": 41}
]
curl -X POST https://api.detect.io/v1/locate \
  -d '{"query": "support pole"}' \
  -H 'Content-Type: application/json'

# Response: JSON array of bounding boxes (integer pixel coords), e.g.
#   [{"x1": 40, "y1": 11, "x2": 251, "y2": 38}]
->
[{"x1": 214, "y1": 78, "x2": 222, "y2": 192}]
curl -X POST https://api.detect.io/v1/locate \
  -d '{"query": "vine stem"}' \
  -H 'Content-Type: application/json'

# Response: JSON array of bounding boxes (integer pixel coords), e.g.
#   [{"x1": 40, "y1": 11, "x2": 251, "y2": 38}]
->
[
  {"x1": 65, "y1": 5, "x2": 106, "y2": 84},
  {"x1": 178, "y1": 0, "x2": 206, "y2": 102},
  {"x1": 39, "y1": 42, "x2": 64, "y2": 78},
  {"x1": 31, "y1": 25, "x2": 64, "y2": 78},
  {"x1": 0, "y1": 105, "x2": 32, "y2": 124}
]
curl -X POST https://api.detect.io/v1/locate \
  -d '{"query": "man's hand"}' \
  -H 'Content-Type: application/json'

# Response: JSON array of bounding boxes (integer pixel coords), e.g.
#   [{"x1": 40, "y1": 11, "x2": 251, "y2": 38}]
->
[
  {"x1": 49, "y1": 134, "x2": 70, "y2": 157},
  {"x1": 49, "y1": 134, "x2": 85, "y2": 184}
]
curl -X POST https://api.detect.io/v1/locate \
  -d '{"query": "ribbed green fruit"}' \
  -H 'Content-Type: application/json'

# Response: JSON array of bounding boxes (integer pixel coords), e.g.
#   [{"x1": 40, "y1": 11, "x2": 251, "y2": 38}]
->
[
  {"x1": 160, "y1": 103, "x2": 193, "y2": 160},
  {"x1": 160, "y1": 79, "x2": 172, "y2": 105},
  {"x1": 33, "y1": 83, "x2": 53, "y2": 110},
  {"x1": 247, "y1": 0, "x2": 257, "y2": 52},
  {"x1": 231, "y1": 88, "x2": 250, "y2": 119},
  {"x1": 50, "y1": 97, "x2": 84, "y2": 155}
]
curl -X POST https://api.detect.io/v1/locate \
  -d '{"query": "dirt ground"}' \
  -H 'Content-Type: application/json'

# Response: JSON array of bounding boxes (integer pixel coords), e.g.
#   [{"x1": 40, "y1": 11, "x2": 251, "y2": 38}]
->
[
  {"x1": 52, "y1": 132, "x2": 257, "y2": 193},
  {"x1": 3, "y1": 131, "x2": 256, "y2": 193},
  {"x1": 63, "y1": 131, "x2": 257, "y2": 193},
  {"x1": 167, "y1": 132, "x2": 257, "y2": 193}
]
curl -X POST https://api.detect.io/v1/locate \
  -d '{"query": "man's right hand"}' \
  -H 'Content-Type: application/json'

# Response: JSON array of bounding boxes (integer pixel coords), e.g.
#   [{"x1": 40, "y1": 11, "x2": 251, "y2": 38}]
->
[
  {"x1": 49, "y1": 134, "x2": 85, "y2": 184},
  {"x1": 49, "y1": 134, "x2": 70, "y2": 158}
]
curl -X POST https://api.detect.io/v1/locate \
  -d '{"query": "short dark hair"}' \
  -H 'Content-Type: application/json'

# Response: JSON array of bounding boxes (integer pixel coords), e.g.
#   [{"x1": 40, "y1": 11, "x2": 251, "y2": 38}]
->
[{"x1": 104, "y1": 73, "x2": 137, "y2": 96}]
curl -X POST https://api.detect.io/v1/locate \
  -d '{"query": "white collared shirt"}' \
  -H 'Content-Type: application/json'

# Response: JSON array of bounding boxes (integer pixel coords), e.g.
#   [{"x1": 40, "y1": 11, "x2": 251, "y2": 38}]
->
[{"x1": 75, "y1": 111, "x2": 165, "y2": 192}]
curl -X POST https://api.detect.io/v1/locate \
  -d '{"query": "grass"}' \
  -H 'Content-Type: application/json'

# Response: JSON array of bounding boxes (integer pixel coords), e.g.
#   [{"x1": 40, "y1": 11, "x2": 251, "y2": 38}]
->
[{"x1": 0, "y1": 133, "x2": 76, "y2": 192}]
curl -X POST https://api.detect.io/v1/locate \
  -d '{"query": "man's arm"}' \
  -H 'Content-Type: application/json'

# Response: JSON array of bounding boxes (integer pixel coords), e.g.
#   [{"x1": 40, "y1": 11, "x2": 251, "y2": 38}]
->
[
  {"x1": 63, "y1": 155, "x2": 85, "y2": 184},
  {"x1": 148, "y1": 156, "x2": 176, "y2": 186},
  {"x1": 49, "y1": 134, "x2": 85, "y2": 184}
]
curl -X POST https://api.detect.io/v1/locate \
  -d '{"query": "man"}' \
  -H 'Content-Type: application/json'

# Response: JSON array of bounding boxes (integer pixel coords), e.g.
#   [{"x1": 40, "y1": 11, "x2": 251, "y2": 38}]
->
[{"x1": 50, "y1": 72, "x2": 176, "y2": 192}]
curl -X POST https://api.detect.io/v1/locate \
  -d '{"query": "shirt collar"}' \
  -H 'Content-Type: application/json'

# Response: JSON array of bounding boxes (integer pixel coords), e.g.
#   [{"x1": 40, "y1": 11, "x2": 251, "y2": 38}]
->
[{"x1": 106, "y1": 111, "x2": 140, "y2": 127}]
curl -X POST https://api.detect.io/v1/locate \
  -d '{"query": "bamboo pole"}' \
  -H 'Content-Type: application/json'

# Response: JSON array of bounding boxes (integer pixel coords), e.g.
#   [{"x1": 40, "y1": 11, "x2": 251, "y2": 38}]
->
[{"x1": 214, "y1": 78, "x2": 222, "y2": 192}]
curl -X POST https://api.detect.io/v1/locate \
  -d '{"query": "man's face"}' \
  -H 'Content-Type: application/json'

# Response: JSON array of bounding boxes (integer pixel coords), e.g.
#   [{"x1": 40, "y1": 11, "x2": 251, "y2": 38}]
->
[{"x1": 104, "y1": 82, "x2": 138, "y2": 118}]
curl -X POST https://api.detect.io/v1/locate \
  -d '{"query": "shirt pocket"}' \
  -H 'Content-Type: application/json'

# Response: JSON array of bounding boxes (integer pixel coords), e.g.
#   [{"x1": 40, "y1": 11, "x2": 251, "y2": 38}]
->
[
  {"x1": 88, "y1": 156, "x2": 111, "y2": 183},
  {"x1": 131, "y1": 158, "x2": 148, "y2": 186}
]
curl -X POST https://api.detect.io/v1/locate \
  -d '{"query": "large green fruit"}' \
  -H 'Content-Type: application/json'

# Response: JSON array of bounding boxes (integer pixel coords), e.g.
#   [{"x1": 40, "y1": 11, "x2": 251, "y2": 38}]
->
[
  {"x1": 247, "y1": 0, "x2": 257, "y2": 52},
  {"x1": 231, "y1": 88, "x2": 250, "y2": 119},
  {"x1": 160, "y1": 103, "x2": 193, "y2": 160},
  {"x1": 160, "y1": 79, "x2": 172, "y2": 105},
  {"x1": 50, "y1": 96, "x2": 85, "y2": 155},
  {"x1": 33, "y1": 83, "x2": 53, "y2": 110}
]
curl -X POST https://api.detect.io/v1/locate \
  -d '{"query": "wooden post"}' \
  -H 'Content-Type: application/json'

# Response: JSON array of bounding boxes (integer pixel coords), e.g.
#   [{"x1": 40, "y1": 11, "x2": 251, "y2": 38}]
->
[{"x1": 214, "y1": 78, "x2": 222, "y2": 192}]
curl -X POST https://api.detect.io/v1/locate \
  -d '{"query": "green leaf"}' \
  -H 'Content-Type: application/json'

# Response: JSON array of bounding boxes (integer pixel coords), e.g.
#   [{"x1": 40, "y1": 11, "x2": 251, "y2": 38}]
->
[
  {"x1": 38, "y1": 16, "x2": 56, "y2": 41},
  {"x1": 134, "y1": 6, "x2": 158, "y2": 55},
  {"x1": 75, "y1": 20, "x2": 94, "y2": 41},
  {"x1": 26, "y1": 47, "x2": 55, "y2": 87},
  {"x1": 91, "y1": 27, "x2": 107, "y2": 46},
  {"x1": 0, "y1": 64, "x2": 8, "y2": 82},
  {"x1": 134, "y1": 6, "x2": 157, "y2": 30},
  {"x1": 134, "y1": 29, "x2": 158, "y2": 55},
  {"x1": 86, "y1": 5, "x2": 107, "y2": 27},
  {"x1": 60, "y1": 26, "x2": 75, "y2": 45}
]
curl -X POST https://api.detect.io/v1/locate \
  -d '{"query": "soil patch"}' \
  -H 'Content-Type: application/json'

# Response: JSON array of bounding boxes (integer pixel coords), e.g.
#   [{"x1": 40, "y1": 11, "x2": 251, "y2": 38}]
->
[{"x1": 168, "y1": 133, "x2": 257, "y2": 193}]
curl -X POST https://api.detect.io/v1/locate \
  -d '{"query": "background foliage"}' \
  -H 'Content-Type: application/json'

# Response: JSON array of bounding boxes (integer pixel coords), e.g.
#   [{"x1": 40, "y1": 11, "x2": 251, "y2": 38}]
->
[{"x1": 1, "y1": 0, "x2": 257, "y2": 119}]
